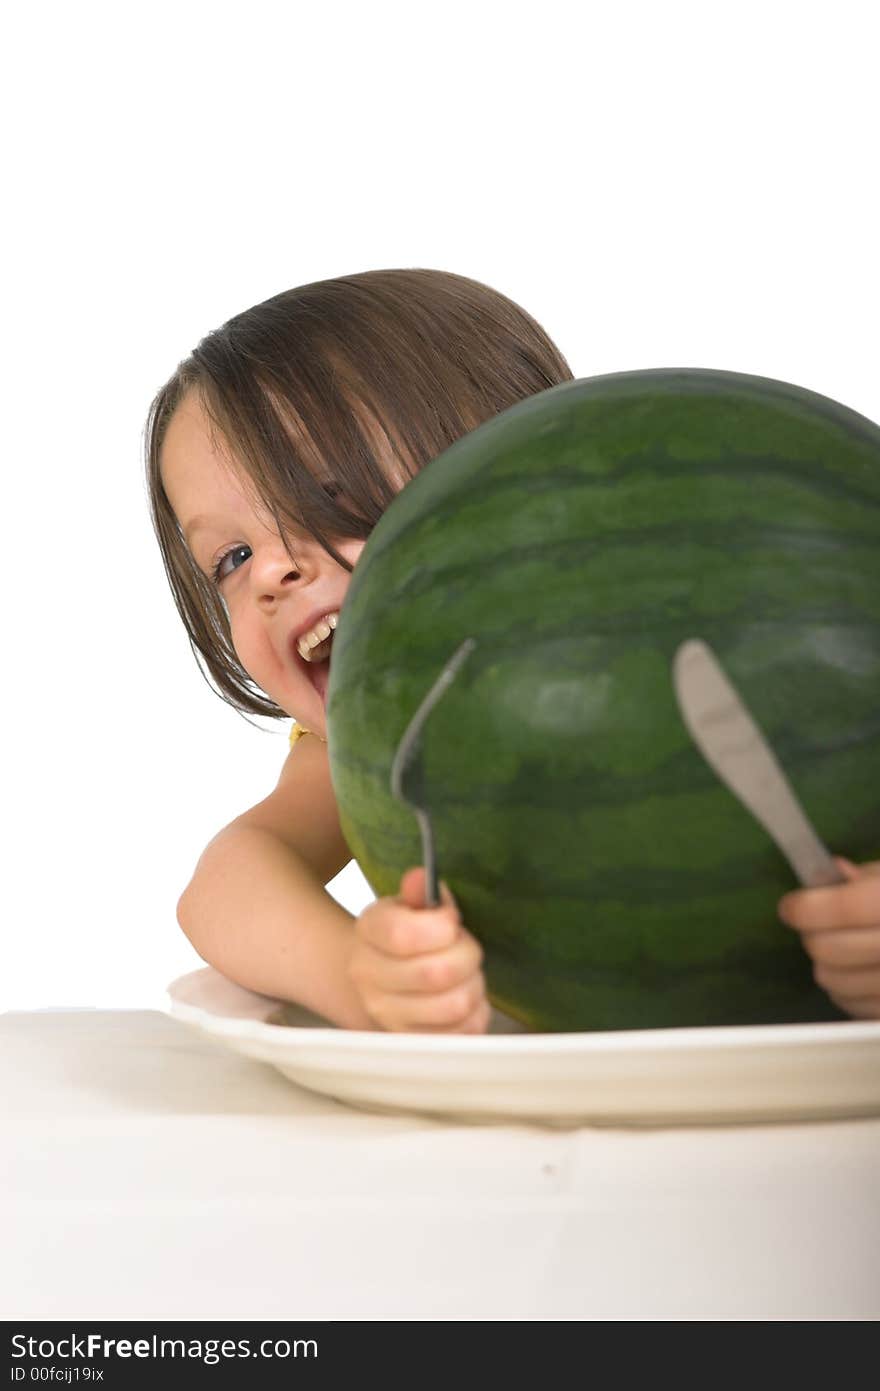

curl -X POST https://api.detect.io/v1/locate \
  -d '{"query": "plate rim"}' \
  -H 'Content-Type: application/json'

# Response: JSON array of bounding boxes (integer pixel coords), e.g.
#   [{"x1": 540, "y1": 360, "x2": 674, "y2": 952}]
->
[{"x1": 166, "y1": 967, "x2": 880, "y2": 1057}]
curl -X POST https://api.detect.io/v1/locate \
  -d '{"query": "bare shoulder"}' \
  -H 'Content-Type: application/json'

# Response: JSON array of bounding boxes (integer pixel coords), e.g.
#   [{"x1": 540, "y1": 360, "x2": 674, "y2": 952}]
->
[{"x1": 231, "y1": 733, "x2": 352, "y2": 885}]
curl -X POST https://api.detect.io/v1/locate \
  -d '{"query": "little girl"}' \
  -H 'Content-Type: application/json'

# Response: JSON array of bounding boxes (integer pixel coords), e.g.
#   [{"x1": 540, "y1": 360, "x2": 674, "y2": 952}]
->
[{"x1": 146, "y1": 268, "x2": 880, "y2": 1029}]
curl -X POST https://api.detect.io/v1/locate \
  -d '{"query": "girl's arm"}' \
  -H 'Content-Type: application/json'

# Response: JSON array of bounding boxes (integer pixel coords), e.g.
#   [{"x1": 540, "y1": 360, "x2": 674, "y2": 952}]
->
[
  {"x1": 177, "y1": 733, "x2": 490, "y2": 1033},
  {"x1": 176, "y1": 733, "x2": 373, "y2": 1029}
]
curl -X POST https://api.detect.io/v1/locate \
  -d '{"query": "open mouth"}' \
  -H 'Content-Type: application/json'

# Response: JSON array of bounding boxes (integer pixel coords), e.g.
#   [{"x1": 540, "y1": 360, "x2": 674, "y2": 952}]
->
[
  {"x1": 307, "y1": 655, "x2": 331, "y2": 703},
  {"x1": 293, "y1": 631, "x2": 334, "y2": 704}
]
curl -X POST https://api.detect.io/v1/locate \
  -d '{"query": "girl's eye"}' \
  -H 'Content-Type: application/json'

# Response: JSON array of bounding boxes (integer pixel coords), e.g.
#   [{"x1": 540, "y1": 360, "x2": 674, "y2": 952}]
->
[{"x1": 211, "y1": 544, "x2": 252, "y2": 583}]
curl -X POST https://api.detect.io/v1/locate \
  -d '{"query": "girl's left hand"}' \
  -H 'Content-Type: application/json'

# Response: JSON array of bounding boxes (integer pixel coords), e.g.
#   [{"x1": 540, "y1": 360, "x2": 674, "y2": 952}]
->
[{"x1": 777, "y1": 858, "x2": 880, "y2": 1019}]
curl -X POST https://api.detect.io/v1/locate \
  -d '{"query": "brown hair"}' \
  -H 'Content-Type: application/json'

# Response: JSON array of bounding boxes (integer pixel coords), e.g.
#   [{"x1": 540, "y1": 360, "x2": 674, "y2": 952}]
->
[{"x1": 145, "y1": 267, "x2": 574, "y2": 718}]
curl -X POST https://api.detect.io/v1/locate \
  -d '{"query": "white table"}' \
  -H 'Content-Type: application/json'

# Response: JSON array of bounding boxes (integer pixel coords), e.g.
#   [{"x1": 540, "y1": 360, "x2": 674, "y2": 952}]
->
[{"x1": 3, "y1": 1008, "x2": 879, "y2": 1320}]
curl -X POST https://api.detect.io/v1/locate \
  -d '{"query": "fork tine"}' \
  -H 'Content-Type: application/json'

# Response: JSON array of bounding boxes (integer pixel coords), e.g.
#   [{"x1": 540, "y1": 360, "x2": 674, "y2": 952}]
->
[{"x1": 389, "y1": 637, "x2": 476, "y2": 906}]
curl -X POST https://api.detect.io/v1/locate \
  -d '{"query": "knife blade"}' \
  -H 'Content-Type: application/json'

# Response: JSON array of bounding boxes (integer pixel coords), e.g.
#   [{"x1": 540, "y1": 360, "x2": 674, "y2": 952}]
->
[{"x1": 672, "y1": 639, "x2": 845, "y2": 888}]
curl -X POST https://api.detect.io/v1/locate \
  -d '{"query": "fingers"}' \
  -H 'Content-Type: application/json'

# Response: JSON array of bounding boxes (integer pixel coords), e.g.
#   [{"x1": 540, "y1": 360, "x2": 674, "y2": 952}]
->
[
  {"x1": 810, "y1": 960, "x2": 880, "y2": 1018},
  {"x1": 351, "y1": 870, "x2": 490, "y2": 1033},
  {"x1": 357, "y1": 884, "x2": 460, "y2": 956},
  {"x1": 453, "y1": 997, "x2": 493, "y2": 1035},
  {"x1": 777, "y1": 858, "x2": 880, "y2": 1021},
  {"x1": 370, "y1": 996, "x2": 492, "y2": 1035},
  {"x1": 831, "y1": 995, "x2": 880, "y2": 1020},
  {"x1": 360, "y1": 931, "x2": 484, "y2": 996},
  {"x1": 812, "y1": 961, "x2": 880, "y2": 1002},
  {"x1": 362, "y1": 976, "x2": 490, "y2": 1033},
  {"x1": 349, "y1": 943, "x2": 489, "y2": 1032},
  {"x1": 802, "y1": 926, "x2": 880, "y2": 970},
  {"x1": 778, "y1": 859, "x2": 880, "y2": 932},
  {"x1": 810, "y1": 928, "x2": 880, "y2": 1011},
  {"x1": 837, "y1": 858, "x2": 880, "y2": 879},
  {"x1": 398, "y1": 865, "x2": 457, "y2": 913}
]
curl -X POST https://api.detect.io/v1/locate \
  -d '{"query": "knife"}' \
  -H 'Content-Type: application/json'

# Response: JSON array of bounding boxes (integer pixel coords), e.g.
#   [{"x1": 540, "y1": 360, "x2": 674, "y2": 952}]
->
[{"x1": 672, "y1": 639, "x2": 845, "y2": 888}]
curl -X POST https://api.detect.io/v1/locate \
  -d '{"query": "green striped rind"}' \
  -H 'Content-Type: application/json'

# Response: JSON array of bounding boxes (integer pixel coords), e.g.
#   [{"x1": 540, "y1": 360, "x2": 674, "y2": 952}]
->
[{"x1": 327, "y1": 369, "x2": 880, "y2": 1031}]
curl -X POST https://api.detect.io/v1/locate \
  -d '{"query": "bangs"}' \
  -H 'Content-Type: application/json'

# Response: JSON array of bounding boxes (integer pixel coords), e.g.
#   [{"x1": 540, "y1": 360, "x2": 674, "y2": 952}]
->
[{"x1": 194, "y1": 348, "x2": 412, "y2": 572}]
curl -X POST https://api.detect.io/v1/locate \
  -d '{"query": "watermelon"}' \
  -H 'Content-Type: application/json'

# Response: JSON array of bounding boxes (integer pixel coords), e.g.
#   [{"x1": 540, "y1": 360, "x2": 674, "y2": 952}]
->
[{"x1": 326, "y1": 369, "x2": 880, "y2": 1032}]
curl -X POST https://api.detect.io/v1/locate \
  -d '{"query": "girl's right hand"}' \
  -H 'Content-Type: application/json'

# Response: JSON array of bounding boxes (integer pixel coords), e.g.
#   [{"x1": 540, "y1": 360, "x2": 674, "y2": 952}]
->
[
  {"x1": 348, "y1": 867, "x2": 491, "y2": 1033},
  {"x1": 778, "y1": 857, "x2": 880, "y2": 1019}
]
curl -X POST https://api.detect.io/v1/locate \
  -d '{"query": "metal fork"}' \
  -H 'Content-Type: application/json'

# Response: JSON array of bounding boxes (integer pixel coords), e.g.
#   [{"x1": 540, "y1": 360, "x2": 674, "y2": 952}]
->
[{"x1": 389, "y1": 637, "x2": 477, "y2": 907}]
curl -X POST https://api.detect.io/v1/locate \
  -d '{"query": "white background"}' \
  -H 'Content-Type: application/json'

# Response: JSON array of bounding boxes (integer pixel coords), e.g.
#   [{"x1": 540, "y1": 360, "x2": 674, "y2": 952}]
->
[{"x1": 4, "y1": 1, "x2": 878, "y2": 1011}]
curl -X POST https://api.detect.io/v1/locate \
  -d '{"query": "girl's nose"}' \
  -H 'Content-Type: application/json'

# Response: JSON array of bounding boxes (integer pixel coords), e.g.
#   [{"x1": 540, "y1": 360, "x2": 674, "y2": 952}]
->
[{"x1": 250, "y1": 539, "x2": 314, "y2": 603}]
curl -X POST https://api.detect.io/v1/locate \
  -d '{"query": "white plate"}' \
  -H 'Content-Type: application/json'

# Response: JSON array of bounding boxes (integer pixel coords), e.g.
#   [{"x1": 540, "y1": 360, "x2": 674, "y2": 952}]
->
[{"x1": 167, "y1": 967, "x2": 880, "y2": 1128}]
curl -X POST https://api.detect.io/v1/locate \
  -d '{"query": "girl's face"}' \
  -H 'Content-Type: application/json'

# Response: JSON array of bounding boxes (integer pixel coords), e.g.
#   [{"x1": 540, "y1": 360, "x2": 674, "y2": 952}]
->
[{"x1": 160, "y1": 392, "x2": 366, "y2": 736}]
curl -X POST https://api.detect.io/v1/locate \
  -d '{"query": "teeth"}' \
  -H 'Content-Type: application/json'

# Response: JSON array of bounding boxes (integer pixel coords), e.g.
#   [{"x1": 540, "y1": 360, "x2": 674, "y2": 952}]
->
[{"x1": 297, "y1": 611, "x2": 339, "y2": 662}]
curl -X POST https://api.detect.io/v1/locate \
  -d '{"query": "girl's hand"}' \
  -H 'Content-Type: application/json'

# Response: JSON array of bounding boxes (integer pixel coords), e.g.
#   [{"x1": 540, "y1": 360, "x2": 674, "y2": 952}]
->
[
  {"x1": 777, "y1": 857, "x2": 880, "y2": 1019},
  {"x1": 349, "y1": 867, "x2": 491, "y2": 1033}
]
